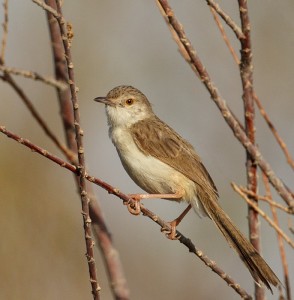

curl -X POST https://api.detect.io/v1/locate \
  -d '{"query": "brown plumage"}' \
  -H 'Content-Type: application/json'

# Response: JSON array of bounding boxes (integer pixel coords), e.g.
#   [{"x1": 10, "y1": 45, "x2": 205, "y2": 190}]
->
[
  {"x1": 95, "y1": 85, "x2": 280, "y2": 292},
  {"x1": 131, "y1": 116, "x2": 279, "y2": 291}
]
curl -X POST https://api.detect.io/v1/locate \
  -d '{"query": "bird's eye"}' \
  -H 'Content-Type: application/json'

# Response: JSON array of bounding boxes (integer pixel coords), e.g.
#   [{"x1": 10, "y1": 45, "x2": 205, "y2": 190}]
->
[{"x1": 125, "y1": 99, "x2": 134, "y2": 106}]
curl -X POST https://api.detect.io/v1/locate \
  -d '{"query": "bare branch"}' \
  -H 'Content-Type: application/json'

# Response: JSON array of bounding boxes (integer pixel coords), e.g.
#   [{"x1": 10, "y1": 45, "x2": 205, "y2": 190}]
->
[
  {"x1": 33, "y1": 1, "x2": 101, "y2": 297},
  {"x1": 0, "y1": 65, "x2": 67, "y2": 90},
  {"x1": 232, "y1": 183, "x2": 294, "y2": 249},
  {"x1": 262, "y1": 173, "x2": 291, "y2": 300},
  {"x1": 155, "y1": 0, "x2": 294, "y2": 209},
  {"x1": 0, "y1": 0, "x2": 8, "y2": 62},
  {"x1": 237, "y1": 1, "x2": 263, "y2": 297},
  {"x1": 0, "y1": 72, "x2": 75, "y2": 161},
  {"x1": 253, "y1": 93, "x2": 294, "y2": 170},
  {"x1": 0, "y1": 125, "x2": 253, "y2": 299},
  {"x1": 208, "y1": 1, "x2": 294, "y2": 172},
  {"x1": 208, "y1": 5, "x2": 240, "y2": 65},
  {"x1": 32, "y1": 0, "x2": 61, "y2": 19},
  {"x1": 206, "y1": 0, "x2": 245, "y2": 40},
  {"x1": 240, "y1": 187, "x2": 291, "y2": 214}
]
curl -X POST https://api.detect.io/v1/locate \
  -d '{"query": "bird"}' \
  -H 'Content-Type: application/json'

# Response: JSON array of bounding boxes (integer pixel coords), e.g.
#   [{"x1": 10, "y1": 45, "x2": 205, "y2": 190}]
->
[{"x1": 94, "y1": 85, "x2": 280, "y2": 291}]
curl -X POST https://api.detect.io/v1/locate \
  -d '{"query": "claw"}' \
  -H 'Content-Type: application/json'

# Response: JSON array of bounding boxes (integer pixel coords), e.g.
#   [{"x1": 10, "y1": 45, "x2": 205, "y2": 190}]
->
[
  {"x1": 161, "y1": 221, "x2": 179, "y2": 240},
  {"x1": 125, "y1": 194, "x2": 142, "y2": 215},
  {"x1": 127, "y1": 200, "x2": 141, "y2": 215}
]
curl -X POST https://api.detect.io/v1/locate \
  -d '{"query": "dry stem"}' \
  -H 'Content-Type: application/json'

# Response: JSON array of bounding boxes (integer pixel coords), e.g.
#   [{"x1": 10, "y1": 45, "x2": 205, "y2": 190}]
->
[
  {"x1": 232, "y1": 183, "x2": 294, "y2": 249},
  {"x1": 262, "y1": 173, "x2": 291, "y2": 300},
  {"x1": 33, "y1": 1, "x2": 101, "y2": 297},
  {"x1": 45, "y1": 1, "x2": 129, "y2": 298},
  {"x1": 0, "y1": 0, "x2": 8, "y2": 61},
  {"x1": 0, "y1": 65, "x2": 67, "y2": 90},
  {"x1": 0, "y1": 125, "x2": 253, "y2": 299},
  {"x1": 155, "y1": 0, "x2": 294, "y2": 210}
]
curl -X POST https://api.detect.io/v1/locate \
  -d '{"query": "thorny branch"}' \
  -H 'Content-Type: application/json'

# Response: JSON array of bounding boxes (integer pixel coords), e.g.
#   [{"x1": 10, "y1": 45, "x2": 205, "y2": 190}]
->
[
  {"x1": 45, "y1": 0, "x2": 130, "y2": 298},
  {"x1": 232, "y1": 183, "x2": 294, "y2": 249},
  {"x1": 0, "y1": 65, "x2": 67, "y2": 90},
  {"x1": 155, "y1": 0, "x2": 294, "y2": 209},
  {"x1": 0, "y1": 0, "x2": 8, "y2": 61},
  {"x1": 237, "y1": 1, "x2": 263, "y2": 298},
  {"x1": 206, "y1": 0, "x2": 244, "y2": 40},
  {"x1": 262, "y1": 173, "x2": 291, "y2": 300},
  {"x1": 32, "y1": 0, "x2": 100, "y2": 298},
  {"x1": 0, "y1": 125, "x2": 253, "y2": 300},
  {"x1": 208, "y1": 2, "x2": 294, "y2": 172}
]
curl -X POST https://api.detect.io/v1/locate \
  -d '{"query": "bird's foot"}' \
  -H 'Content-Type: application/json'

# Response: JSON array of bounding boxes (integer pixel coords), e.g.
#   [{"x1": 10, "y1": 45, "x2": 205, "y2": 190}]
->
[
  {"x1": 161, "y1": 220, "x2": 180, "y2": 240},
  {"x1": 125, "y1": 194, "x2": 142, "y2": 215}
]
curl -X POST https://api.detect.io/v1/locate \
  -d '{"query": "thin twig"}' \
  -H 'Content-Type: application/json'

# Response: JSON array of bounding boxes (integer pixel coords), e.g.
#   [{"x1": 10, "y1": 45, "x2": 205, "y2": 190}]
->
[
  {"x1": 262, "y1": 173, "x2": 291, "y2": 300},
  {"x1": 208, "y1": 2, "x2": 294, "y2": 172},
  {"x1": 0, "y1": 0, "x2": 8, "y2": 62},
  {"x1": 53, "y1": 0, "x2": 100, "y2": 297},
  {"x1": 237, "y1": 1, "x2": 263, "y2": 297},
  {"x1": 0, "y1": 125, "x2": 253, "y2": 299},
  {"x1": 208, "y1": 5, "x2": 240, "y2": 65},
  {"x1": 45, "y1": 1, "x2": 130, "y2": 297},
  {"x1": 0, "y1": 65, "x2": 67, "y2": 90},
  {"x1": 206, "y1": 0, "x2": 245, "y2": 40},
  {"x1": 32, "y1": 0, "x2": 61, "y2": 19},
  {"x1": 240, "y1": 187, "x2": 291, "y2": 214},
  {"x1": 155, "y1": 0, "x2": 294, "y2": 209},
  {"x1": 32, "y1": 1, "x2": 101, "y2": 297},
  {"x1": 253, "y1": 93, "x2": 294, "y2": 170},
  {"x1": 232, "y1": 182, "x2": 294, "y2": 249},
  {"x1": 0, "y1": 72, "x2": 75, "y2": 162}
]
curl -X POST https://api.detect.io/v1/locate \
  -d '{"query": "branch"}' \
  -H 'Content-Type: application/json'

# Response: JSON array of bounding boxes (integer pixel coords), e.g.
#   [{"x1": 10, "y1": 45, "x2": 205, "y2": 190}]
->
[
  {"x1": 206, "y1": 0, "x2": 245, "y2": 40},
  {"x1": 0, "y1": 0, "x2": 8, "y2": 62},
  {"x1": 33, "y1": 1, "x2": 100, "y2": 297},
  {"x1": 239, "y1": 187, "x2": 291, "y2": 214},
  {"x1": 237, "y1": 1, "x2": 263, "y2": 297},
  {"x1": 44, "y1": 0, "x2": 130, "y2": 298},
  {"x1": 208, "y1": 2, "x2": 294, "y2": 172},
  {"x1": 262, "y1": 173, "x2": 291, "y2": 300},
  {"x1": 253, "y1": 93, "x2": 294, "y2": 170},
  {"x1": 208, "y1": 5, "x2": 240, "y2": 65},
  {"x1": 0, "y1": 65, "x2": 67, "y2": 90},
  {"x1": 0, "y1": 125, "x2": 253, "y2": 299},
  {"x1": 155, "y1": 0, "x2": 294, "y2": 209},
  {"x1": 0, "y1": 72, "x2": 75, "y2": 162},
  {"x1": 232, "y1": 183, "x2": 294, "y2": 249}
]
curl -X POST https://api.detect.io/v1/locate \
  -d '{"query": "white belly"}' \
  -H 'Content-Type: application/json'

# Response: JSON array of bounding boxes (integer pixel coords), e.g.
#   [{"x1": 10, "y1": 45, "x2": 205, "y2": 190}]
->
[{"x1": 110, "y1": 126, "x2": 207, "y2": 216}]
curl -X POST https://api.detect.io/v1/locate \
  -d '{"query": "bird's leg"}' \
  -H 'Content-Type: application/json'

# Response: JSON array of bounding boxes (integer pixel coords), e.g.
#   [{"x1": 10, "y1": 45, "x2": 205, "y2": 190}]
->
[
  {"x1": 126, "y1": 190, "x2": 185, "y2": 216},
  {"x1": 161, "y1": 204, "x2": 192, "y2": 240}
]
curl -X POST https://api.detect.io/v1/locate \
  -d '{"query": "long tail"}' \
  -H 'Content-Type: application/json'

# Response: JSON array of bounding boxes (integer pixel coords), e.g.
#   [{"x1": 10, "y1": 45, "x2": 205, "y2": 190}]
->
[{"x1": 200, "y1": 197, "x2": 280, "y2": 292}]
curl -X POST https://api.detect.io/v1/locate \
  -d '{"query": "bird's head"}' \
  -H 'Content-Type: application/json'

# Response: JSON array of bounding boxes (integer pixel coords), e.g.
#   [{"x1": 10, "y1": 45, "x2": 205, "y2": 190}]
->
[{"x1": 94, "y1": 85, "x2": 154, "y2": 128}]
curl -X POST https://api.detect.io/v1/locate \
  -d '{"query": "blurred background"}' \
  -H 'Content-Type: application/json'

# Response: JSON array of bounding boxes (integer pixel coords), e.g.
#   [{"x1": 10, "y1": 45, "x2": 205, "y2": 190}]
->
[{"x1": 0, "y1": 1, "x2": 293, "y2": 299}]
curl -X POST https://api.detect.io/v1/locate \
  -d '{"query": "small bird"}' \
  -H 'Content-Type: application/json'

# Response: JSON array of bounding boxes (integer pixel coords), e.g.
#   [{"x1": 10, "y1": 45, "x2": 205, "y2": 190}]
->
[{"x1": 94, "y1": 85, "x2": 279, "y2": 291}]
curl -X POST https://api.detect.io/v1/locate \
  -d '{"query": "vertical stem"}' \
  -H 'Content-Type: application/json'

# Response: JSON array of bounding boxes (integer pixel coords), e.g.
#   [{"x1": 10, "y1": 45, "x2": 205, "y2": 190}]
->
[
  {"x1": 45, "y1": 1, "x2": 129, "y2": 298},
  {"x1": 238, "y1": 1, "x2": 263, "y2": 299}
]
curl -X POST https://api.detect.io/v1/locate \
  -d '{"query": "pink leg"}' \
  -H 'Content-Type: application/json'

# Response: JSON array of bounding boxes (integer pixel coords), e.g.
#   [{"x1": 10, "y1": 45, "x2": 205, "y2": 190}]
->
[
  {"x1": 161, "y1": 204, "x2": 192, "y2": 240},
  {"x1": 126, "y1": 190, "x2": 185, "y2": 215}
]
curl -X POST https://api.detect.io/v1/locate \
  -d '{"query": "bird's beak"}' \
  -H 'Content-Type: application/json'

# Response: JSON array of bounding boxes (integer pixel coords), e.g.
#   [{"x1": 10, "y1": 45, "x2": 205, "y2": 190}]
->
[{"x1": 94, "y1": 97, "x2": 115, "y2": 106}]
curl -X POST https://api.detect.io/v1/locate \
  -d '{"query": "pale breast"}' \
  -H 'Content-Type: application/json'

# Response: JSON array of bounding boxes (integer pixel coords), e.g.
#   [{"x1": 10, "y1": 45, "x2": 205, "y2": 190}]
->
[{"x1": 110, "y1": 127, "x2": 192, "y2": 196}]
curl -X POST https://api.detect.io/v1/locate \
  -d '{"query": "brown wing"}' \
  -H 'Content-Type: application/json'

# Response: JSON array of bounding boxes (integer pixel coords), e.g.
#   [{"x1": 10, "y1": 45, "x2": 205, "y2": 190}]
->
[{"x1": 131, "y1": 116, "x2": 218, "y2": 200}]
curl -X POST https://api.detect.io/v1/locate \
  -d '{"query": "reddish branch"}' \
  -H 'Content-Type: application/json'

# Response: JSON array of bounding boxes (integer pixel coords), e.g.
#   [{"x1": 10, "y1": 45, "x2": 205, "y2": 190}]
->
[
  {"x1": 262, "y1": 174, "x2": 291, "y2": 300},
  {"x1": 208, "y1": 6, "x2": 240, "y2": 65},
  {"x1": 42, "y1": 1, "x2": 100, "y2": 298},
  {"x1": 237, "y1": 1, "x2": 263, "y2": 298},
  {"x1": 253, "y1": 93, "x2": 294, "y2": 170},
  {"x1": 45, "y1": 1, "x2": 129, "y2": 298},
  {"x1": 208, "y1": 2, "x2": 294, "y2": 173},
  {"x1": 0, "y1": 125, "x2": 252, "y2": 299},
  {"x1": 155, "y1": 0, "x2": 294, "y2": 209},
  {"x1": 206, "y1": 0, "x2": 244, "y2": 40}
]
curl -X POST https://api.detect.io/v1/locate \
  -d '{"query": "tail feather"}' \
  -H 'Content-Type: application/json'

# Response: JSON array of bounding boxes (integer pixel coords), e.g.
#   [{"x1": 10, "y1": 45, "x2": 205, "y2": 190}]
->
[{"x1": 201, "y1": 197, "x2": 280, "y2": 292}]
